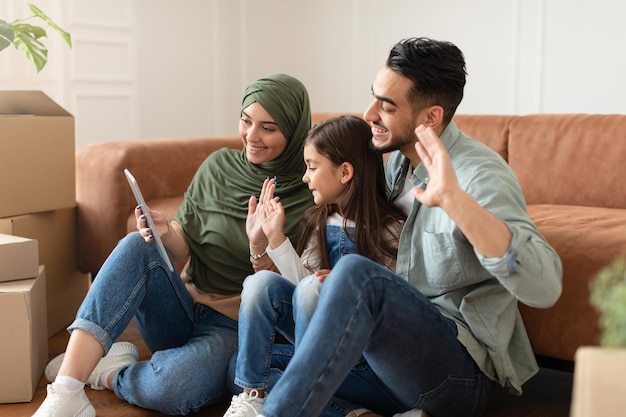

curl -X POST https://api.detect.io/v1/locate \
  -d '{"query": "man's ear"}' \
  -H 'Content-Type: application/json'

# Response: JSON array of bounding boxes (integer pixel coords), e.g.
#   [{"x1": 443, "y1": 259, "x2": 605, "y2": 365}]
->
[
  {"x1": 422, "y1": 105, "x2": 445, "y2": 129},
  {"x1": 340, "y1": 162, "x2": 355, "y2": 184}
]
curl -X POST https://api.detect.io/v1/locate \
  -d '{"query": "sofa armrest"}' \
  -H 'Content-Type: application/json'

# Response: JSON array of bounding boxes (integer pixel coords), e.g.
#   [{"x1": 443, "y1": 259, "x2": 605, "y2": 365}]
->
[{"x1": 76, "y1": 136, "x2": 241, "y2": 275}]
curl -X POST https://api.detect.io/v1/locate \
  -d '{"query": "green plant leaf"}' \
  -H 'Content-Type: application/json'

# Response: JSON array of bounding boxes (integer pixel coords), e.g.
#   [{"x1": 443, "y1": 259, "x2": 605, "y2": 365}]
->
[
  {"x1": 13, "y1": 24, "x2": 48, "y2": 72},
  {"x1": 28, "y1": 3, "x2": 71, "y2": 47},
  {"x1": 0, "y1": 4, "x2": 71, "y2": 72},
  {"x1": 0, "y1": 19, "x2": 14, "y2": 52}
]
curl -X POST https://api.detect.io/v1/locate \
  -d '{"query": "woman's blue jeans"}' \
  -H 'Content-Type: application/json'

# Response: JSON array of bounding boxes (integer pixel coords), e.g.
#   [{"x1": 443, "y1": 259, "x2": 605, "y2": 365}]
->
[
  {"x1": 68, "y1": 232, "x2": 238, "y2": 415},
  {"x1": 260, "y1": 254, "x2": 493, "y2": 417}
]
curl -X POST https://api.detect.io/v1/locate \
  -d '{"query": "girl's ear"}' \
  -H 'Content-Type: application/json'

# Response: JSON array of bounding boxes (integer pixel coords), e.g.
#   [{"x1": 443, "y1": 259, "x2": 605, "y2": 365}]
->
[{"x1": 340, "y1": 162, "x2": 354, "y2": 184}]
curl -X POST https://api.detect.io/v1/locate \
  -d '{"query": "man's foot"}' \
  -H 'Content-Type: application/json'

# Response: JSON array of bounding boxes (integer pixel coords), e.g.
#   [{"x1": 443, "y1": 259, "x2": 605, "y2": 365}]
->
[
  {"x1": 45, "y1": 341, "x2": 139, "y2": 390},
  {"x1": 223, "y1": 390, "x2": 264, "y2": 417},
  {"x1": 32, "y1": 382, "x2": 95, "y2": 417}
]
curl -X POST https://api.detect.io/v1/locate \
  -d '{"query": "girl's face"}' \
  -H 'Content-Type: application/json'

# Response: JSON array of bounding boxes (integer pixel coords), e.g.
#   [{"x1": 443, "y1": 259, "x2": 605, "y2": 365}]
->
[
  {"x1": 239, "y1": 102, "x2": 288, "y2": 164},
  {"x1": 302, "y1": 143, "x2": 352, "y2": 205}
]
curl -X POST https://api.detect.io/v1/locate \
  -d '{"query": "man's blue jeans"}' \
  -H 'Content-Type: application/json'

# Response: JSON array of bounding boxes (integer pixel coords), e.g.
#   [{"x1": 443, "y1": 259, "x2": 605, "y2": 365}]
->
[
  {"x1": 68, "y1": 232, "x2": 238, "y2": 415},
  {"x1": 260, "y1": 254, "x2": 493, "y2": 417}
]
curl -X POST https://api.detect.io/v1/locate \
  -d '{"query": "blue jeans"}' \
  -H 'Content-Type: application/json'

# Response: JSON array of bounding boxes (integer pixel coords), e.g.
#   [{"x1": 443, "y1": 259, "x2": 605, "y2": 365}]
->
[
  {"x1": 234, "y1": 272, "x2": 327, "y2": 387},
  {"x1": 234, "y1": 222, "x2": 358, "y2": 391},
  {"x1": 260, "y1": 254, "x2": 493, "y2": 417},
  {"x1": 234, "y1": 271, "x2": 297, "y2": 391},
  {"x1": 68, "y1": 232, "x2": 238, "y2": 415}
]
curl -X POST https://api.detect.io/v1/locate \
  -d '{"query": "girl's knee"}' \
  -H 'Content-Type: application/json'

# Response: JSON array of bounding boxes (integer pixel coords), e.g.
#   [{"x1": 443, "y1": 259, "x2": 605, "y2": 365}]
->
[
  {"x1": 241, "y1": 271, "x2": 290, "y2": 304},
  {"x1": 294, "y1": 275, "x2": 322, "y2": 310}
]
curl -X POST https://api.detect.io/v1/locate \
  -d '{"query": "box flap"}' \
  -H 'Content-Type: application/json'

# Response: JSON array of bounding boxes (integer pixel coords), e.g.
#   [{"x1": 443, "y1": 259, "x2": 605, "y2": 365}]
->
[{"x1": 0, "y1": 91, "x2": 72, "y2": 117}]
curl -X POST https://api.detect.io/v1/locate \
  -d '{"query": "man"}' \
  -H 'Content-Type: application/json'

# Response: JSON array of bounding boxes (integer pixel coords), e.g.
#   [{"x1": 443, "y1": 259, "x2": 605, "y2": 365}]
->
[{"x1": 256, "y1": 37, "x2": 563, "y2": 417}]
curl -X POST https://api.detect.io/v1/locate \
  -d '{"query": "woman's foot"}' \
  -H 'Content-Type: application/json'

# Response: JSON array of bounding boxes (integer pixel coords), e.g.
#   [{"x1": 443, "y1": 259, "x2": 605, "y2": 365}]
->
[
  {"x1": 44, "y1": 341, "x2": 139, "y2": 389},
  {"x1": 32, "y1": 382, "x2": 95, "y2": 417}
]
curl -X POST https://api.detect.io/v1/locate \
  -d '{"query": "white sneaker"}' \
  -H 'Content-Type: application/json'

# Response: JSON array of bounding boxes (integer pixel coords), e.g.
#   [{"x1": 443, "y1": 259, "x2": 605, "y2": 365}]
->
[
  {"x1": 32, "y1": 382, "x2": 95, "y2": 417},
  {"x1": 45, "y1": 341, "x2": 139, "y2": 390},
  {"x1": 223, "y1": 390, "x2": 264, "y2": 417},
  {"x1": 348, "y1": 409, "x2": 374, "y2": 417},
  {"x1": 393, "y1": 409, "x2": 429, "y2": 417}
]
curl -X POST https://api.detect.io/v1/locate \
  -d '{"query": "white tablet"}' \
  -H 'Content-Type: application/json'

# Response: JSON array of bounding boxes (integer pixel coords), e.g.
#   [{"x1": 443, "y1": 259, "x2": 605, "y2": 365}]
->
[{"x1": 124, "y1": 169, "x2": 175, "y2": 272}]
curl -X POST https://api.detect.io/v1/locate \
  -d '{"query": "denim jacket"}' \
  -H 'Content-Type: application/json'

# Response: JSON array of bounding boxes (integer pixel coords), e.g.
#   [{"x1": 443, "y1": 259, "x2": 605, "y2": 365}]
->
[{"x1": 385, "y1": 121, "x2": 562, "y2": 394}]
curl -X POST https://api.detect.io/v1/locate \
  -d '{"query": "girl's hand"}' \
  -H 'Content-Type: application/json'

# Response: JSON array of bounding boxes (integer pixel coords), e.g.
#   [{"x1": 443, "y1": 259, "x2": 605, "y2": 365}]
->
[
  {"x1": 135, "y1": 204, "x2": 169, "y2": 243},
  {"x1": 262, "y1": 198, "x2": 287, "y2": 248},
  {"x1": 314, "y1": 269, "x2": 331, "y2": 282},
  {"x1": 246, "y1": 178, "x2": 278, "y2": 248}
]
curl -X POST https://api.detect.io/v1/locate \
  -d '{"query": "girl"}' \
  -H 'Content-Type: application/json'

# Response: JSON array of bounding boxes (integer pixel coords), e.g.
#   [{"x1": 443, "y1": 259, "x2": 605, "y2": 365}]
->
[{"x1": 224, "y1": 116, "x2": 406, "y2": 417}]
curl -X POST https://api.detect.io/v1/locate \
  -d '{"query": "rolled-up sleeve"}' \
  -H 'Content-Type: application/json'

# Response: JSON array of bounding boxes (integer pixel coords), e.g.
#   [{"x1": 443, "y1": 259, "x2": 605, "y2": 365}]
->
[{"x1": 477, "y1": 226, "x2": 562, "y2": 308}]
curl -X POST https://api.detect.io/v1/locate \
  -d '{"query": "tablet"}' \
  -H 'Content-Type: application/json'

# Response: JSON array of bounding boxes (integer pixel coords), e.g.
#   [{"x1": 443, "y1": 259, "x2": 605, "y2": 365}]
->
[{"x1": 124, "y1": 169, "x2": 175, "y2": 272}]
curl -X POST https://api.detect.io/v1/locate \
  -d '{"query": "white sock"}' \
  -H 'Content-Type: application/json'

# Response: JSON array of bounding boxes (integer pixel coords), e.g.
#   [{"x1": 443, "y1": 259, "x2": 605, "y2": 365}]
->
[
  {"x1": 98, "y1": 368, "x2": 116, "y2": 390},
  {"x1": 54, "y1": 375, "x2": 84, "y2": 391}
]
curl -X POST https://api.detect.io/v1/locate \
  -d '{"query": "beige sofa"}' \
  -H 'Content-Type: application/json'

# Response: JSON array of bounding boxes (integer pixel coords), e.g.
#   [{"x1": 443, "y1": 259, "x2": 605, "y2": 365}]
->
[{"x1": 75, "y1": 113, "x2": 626, "y2": 416}]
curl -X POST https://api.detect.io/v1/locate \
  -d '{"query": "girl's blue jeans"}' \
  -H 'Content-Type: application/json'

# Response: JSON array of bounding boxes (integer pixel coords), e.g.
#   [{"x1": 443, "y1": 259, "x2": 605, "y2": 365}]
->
[
  {"x1": 258, "y1": 254, "x2": 494, "y2": 417},
  {"x1": 68, "y1": 232, "x2": 238, "y2": 415},
  {"x1": 233, "y1": 271, "x2": 326, "y2": 390},
  {"x1": 230, "y1": 271, "x2": 369, "y2": 417}
]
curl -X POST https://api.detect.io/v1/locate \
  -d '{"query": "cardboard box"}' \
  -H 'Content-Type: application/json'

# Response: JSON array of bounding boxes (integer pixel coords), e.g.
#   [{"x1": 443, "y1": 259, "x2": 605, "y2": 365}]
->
[
  {"x1": 0, "y1": 233, "x2": 39, "y2": 282},
  {"x1": 0, "y1": 266, "x2": 47, "y2": 403},
  {"x1": 571, "y1": 346, "x2": 626, "y2": 417},
  {"x1": 0, "y1": 90, "x2": 75, "y2": 218},
  {"x1": 0, "y1": 208, "x2": 91, "y2": 337}
]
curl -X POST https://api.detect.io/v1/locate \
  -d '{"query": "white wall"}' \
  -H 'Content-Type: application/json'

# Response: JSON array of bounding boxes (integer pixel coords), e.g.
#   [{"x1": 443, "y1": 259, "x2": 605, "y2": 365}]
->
[{"x1": 1, "y1": 0, "x2": 625, "y2": 148}]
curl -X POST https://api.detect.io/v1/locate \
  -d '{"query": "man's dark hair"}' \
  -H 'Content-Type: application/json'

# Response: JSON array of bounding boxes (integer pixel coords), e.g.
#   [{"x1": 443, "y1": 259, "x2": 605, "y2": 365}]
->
[{"x1": 386, "y1": 37, "x2": 467, "y2": 124}]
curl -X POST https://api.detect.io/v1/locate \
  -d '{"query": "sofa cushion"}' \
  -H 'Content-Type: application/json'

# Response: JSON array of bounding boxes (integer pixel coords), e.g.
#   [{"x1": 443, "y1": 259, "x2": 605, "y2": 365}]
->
[
  {"x1": 508, "y1": 114, "x2": 626, "y2": 208},
  {"x1": 521, "y1": 204, "x2": 626, "y2": 361}
]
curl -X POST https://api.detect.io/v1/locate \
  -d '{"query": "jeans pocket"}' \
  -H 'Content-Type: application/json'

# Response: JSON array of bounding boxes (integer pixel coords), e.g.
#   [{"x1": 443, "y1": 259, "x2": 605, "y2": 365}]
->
[{"x1": 415, "y1": 373, "x2": 492, "y2": 417}]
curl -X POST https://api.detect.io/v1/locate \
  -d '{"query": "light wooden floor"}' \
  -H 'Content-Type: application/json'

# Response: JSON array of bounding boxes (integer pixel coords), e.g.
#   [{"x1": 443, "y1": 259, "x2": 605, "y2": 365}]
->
[
  {"x1": 0, "y1": 320, "x2": 229, "y2": 417},
  {"x1": 0, "y1": 319, "x2": 575, "y2": 417}
]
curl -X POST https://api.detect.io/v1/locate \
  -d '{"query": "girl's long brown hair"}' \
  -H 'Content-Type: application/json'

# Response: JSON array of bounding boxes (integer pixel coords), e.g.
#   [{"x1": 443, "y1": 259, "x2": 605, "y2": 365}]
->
[{"x1": 295, "y1": 116, "x2": 405, "y2": 270}]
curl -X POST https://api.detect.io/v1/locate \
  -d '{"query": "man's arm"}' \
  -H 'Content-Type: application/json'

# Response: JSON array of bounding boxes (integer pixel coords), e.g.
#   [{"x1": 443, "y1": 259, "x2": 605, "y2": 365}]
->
[{"x1": 412, "y1": 125, "x2": 562, "y2": 308}]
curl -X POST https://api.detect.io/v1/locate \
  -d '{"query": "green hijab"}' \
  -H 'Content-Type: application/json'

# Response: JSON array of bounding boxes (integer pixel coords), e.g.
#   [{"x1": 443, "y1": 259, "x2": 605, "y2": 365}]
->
[{"x1": 174, "y1": 73, "x2": 314, "y2": 294}]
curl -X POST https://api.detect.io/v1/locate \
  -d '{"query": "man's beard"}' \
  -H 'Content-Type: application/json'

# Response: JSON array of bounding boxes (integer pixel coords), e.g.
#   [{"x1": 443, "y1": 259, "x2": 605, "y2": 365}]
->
[{"x1": 369, "y1": 123, "x2": 417, "y2": 154}]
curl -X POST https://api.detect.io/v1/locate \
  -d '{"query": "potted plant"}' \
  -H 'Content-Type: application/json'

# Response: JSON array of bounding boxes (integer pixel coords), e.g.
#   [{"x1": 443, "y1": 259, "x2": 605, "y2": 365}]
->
[
  {"x1": 590, "y1": 255, "x2": 626, "y2": 346},
  {"x1": 570, "y1": 254, "x2": 626, "y2": 417},
  {"x1": 0, "y1": 3, "x2": 71, "y2": 72}
]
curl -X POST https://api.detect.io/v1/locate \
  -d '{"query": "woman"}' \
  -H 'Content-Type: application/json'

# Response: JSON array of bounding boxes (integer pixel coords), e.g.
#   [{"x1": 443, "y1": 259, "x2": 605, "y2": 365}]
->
[{"x1": 33, "y1": 73, "x2": 314, "y2": 417}]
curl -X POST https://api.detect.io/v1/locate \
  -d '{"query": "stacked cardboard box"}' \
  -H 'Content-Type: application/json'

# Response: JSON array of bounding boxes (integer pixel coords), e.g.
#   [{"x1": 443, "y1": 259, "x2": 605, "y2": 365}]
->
[
  {"x1": 0, "y1": 91, "x2": 91, "y2": 402},
  {"x1": 0, "y1": 235, "x2": 48, "y2": 402}
]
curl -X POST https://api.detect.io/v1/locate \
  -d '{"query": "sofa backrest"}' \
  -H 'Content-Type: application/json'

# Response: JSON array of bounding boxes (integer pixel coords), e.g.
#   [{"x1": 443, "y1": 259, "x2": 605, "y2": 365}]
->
[
  {"x1": 315, "y1": 112, "x2": 626, "y2": 210},
  {"x1": 453, "y1": 115, "x2": 513, "y2": 162},
  {"x1": 508, "y1": 114, "x2": 626, "y2": 209}
]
